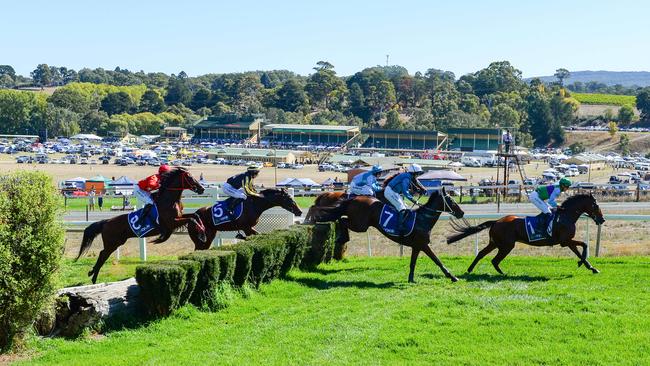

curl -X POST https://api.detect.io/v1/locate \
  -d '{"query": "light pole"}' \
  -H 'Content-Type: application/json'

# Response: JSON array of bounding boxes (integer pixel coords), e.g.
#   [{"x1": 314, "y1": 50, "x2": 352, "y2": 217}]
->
[{"x1": 274, "y1": 148, "x2": 278, "y2": 186}]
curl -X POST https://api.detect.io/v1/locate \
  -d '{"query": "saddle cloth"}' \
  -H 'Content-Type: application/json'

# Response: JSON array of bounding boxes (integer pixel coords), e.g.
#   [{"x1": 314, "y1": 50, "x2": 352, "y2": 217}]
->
[
  {"x1": 524, "y1": 212, "x2": 556, "y2": 242},
  {"x1": 211, "y1": 200, "x2": 244, "y2": 226},
  {"x1": 128, "y1": 204, "x2": 159, "y2": 238},
  {"x1": 379, "y1": 204, "x2": 416, "y2": 237}
]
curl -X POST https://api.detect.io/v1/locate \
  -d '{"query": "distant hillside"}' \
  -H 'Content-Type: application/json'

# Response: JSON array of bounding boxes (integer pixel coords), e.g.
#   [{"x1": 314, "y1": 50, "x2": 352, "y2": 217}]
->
[{"x1": 533, "y1": 71, "x2": 650, "y2": 87}]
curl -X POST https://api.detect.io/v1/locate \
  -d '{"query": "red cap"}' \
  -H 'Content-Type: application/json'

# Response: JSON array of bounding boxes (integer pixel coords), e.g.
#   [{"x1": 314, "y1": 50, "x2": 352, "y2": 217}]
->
[{"x1": 158, "y1": 164, "x2": 172, "y2": 174}]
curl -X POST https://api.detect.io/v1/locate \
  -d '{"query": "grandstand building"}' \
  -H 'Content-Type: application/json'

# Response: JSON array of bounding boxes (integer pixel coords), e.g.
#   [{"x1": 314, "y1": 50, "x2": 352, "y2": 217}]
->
[
  {"x1": 262, "y1": 124, "x2": 360, "y2": 147},
  {"x1": 447, "y1": 128, "x2": 503, "y2": 151},
  {"x1": 359, "y1": 128, "x2": 447, "y2": 151},
  {"x1": 193, "y1": 114, "x2": 264, "y2": 142}
]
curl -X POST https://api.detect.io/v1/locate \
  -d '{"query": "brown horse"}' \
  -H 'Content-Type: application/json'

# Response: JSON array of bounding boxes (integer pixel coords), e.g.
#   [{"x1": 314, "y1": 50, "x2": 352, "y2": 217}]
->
[
  {"x1": 186, "y1": 188, "x2": 303, "y2": 249},
  {"x1": 307, "y1": 188, "x2": 465, "y2": 282},
  {"x1": 77, "y1": 168, "x2": 205, "y2": 283},
  {"x1": 447, "y1": 194, "x2": 606, "y2": 274}
]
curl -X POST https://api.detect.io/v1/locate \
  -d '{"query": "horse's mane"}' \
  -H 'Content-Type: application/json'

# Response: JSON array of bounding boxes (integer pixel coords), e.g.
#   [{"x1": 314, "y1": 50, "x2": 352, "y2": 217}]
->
[
  {"x1": 561, "y1": 194, "x2": 593, "y2": 208},
  {"x1": 159, "y1": 167, "x2": 186, "y2": 188}
]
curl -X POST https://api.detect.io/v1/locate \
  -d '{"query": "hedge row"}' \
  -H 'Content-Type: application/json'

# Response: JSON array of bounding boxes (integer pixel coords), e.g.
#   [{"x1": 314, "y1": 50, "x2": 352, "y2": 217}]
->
[{"x1": 135, "y1": 223, "x2": 340, "y2": 316}]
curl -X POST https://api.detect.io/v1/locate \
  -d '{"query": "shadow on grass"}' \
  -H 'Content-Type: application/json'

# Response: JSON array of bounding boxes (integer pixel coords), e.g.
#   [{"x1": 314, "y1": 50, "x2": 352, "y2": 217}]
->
[
  {"x1": 457, "y1": 273, "x2": 558, "y2": 282},
  {"x1": 287, "y1": 274, "x2": 400, "y2": 290},
  {"x1": 304, "y1": 266, "x2": 386, "y2": 275}
]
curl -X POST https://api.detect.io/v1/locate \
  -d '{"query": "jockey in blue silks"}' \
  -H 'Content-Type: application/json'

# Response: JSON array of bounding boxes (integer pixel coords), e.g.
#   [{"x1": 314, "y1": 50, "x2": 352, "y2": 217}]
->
[
  {"x1": 384, "y1": 164, "x2": 425, "y2": 234},
  {"x1": 348, "y1": 165, "x2": 383, "y2": 196}
]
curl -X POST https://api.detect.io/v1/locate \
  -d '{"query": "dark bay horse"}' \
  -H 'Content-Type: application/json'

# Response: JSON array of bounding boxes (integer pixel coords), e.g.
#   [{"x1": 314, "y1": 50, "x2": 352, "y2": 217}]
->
[
  {"x1": 186, "y1": 188, "x2": 303, "y2": 250},
  {"x1": 77, "y1": 168, "x2": 205, "y2": 283},
  {"x1": 307, "y1": 188, "x2": 465, "y2": 282},
  {"x1": 447, "y1": 194, "x2": 605, "y2": 274}
]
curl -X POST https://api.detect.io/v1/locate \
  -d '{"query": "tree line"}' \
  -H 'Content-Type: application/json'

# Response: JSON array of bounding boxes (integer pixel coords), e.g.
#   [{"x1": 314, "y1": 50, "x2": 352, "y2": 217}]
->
[{"x1": 2, "y1": 62, "x2": 650, "y2": 146}]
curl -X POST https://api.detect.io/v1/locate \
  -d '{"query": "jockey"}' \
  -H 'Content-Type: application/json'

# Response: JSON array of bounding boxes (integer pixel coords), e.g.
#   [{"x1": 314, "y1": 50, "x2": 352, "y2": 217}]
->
[
  {"x1": 348, "y1": 165, "x2": 383, "y2": 196},
  {"x1": 222, "y1": 166, "x2": 261, "y2": 215},
  {"x1": 384, "y1": 164, "x2": 425, "y2": 233},
  {"x1": 528, "y1": 177, "x2": 572, "y2": 236},
  {"x1": 134, "y1": 164, "x2": 172, "y2": 225}
]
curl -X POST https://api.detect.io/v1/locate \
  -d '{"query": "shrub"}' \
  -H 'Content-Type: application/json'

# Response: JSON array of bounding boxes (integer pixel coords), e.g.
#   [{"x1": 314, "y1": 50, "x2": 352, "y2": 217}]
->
[
  {"x1": 301, "y1": 223, "x2": 335, "y2": 269},
  {"x1": 211, "y1": 250, "x2": 236, "y2": 283},
  {"x1": 247, "y1": 236, "x2": 284, "y2": 287},
  {"x1": 279, "y1": 227, "x2": 311, "y2": 277},
  {"x1": 217, "y1": 244, "x2": 253, "y2": 287},
  {"x1": 135, "y1": 264, "x2": 186, "y2": 317},
  {"x1": 156, "y1": 260, "x2": 200, "y2": 306},
  {"x1": 0, "y1": 172, "x2": 65, "y2": 352},
  {"x1": 179, "y1": 252, "x2": 220, "y2": 307}
]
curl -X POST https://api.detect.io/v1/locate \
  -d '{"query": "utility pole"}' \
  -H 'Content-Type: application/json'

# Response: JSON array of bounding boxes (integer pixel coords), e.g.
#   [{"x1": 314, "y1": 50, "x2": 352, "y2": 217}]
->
[{"x1": 386, "y1": 54, "x2": 389, "y2": 66}]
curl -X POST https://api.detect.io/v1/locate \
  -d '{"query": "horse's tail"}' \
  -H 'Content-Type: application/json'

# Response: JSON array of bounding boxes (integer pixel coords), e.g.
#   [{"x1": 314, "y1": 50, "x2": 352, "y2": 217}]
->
[
  {"x1": 77, "y1": 220, "x2": 106, "y2": 260},
  {"x1": 304, "y1": 199, "x2": 351, "y2": 224},
  {"x1": 446, "y1": 220, "x2": 496, "y2": 245}
]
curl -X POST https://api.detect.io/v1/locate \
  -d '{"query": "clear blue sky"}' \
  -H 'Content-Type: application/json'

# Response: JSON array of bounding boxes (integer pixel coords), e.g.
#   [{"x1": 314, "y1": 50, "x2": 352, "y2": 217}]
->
[{"x1": 3, "y1": 0, "x2": 647, "y2": 78}]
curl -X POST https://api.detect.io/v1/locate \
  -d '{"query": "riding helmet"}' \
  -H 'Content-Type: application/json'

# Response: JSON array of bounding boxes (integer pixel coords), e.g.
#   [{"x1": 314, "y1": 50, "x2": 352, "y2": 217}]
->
[
  {"x1": 158, "y1": 164, "x2": 172, "y2": 174},
  {"x1": 559, "y1": 177, "x2": 572, "y2": 188}
]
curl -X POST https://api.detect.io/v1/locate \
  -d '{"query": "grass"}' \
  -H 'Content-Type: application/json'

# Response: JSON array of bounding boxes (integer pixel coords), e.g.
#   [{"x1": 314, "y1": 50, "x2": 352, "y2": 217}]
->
[
  {"x1": 21, "y1": 256, "x2": 650, "y2": 365},
  {"x1": 573, "y1": 92, "x2": 636, "y2": 106}
]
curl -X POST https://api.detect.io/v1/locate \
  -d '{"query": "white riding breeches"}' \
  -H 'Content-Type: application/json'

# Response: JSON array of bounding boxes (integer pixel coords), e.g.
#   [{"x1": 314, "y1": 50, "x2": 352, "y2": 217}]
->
[
  {"x1": 134, "y1": 187, "x2": 154, "y2": 207},
  {"x1": 384, "y1": 186, "x2": 407, "y2": 211},
  {"x1": 222, "y1": 182, "x2": 247, "y2": 200},
  {"x1": 349, "y1": 184, "x2": 374, "y2": 196},
  {"x1": 528, "y1": 191, "x2": 552, "y2": 214}
]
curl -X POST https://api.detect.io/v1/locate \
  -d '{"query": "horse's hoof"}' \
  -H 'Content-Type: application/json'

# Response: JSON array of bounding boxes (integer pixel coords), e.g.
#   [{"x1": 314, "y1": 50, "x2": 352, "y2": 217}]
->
[
  {"x1": 592, "y1": 268, "x2": 600, "y2": 274},
  {"x1": 449, "y1": 275, "x2": 459, "y2": 282},
  {"x1": 235, "y1": 233, "x2": 246, "y2": 240},
  {"x1": 578, "y1": 260, "x2": 584, "y2": 267},
  {"x1": 87, "y1": 270, "x2": 93, "y2": 277}
]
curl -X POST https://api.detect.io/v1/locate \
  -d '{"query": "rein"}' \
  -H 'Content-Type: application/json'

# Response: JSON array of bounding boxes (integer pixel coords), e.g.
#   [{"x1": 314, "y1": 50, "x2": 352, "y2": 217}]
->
[{"x1": 165, "y1": 172, "x2": 195, "y2": 191}]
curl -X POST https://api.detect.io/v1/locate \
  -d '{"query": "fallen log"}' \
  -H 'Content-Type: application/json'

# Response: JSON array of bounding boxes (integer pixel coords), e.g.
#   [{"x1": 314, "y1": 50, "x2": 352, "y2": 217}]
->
[{"x1": 41, "y1": 278, "x2": 141, "y2": 337}]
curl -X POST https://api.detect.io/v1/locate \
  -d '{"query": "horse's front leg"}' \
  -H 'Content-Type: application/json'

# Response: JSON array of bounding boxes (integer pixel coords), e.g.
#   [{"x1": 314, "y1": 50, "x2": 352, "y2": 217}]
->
[
  {"x1": 421, "y1": 244, "x2": 458, "y2": 282},
  {"x1": 566, "y1": 240, "x2": 599, "y2": 274},
  {"x1": 175, "y1": 214, "x2": 206, "y2": 243},
  {"x1": 408, "y1": 247, "x2": 420, "y2": 283}
]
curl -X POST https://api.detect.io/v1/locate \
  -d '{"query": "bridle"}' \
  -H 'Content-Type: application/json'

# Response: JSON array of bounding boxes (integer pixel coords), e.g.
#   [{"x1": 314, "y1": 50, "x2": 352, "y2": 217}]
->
[
  {"x1": 165, "y1": 171, "x2": 198, "y2": 192},
  {"x1": 418, "y1": 190, "x2": 457, "y2": 216}
]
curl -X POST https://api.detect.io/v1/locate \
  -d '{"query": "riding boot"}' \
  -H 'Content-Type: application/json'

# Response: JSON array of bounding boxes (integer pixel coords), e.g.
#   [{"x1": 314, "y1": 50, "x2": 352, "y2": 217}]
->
[
  {"x1": 226, "y1": 198, "x2": 241, "y2": 216},
  {"x1": 398, "y1": 209, "x2": 410, "y2": 236},
  {"x1": 138, "y1": 204, "x2": 152, "y2": 226},
  {"x1": 539, "y1": 212, "x2": 552, "y2": 238}
]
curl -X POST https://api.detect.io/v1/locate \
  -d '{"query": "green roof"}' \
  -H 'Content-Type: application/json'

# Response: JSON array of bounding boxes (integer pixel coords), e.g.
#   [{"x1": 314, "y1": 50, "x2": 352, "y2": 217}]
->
[
  {"x1": 448, "y1": 128, "x2": 502, "y2": 135},
  {"x1": 361, "y1": 128, "x2": 445, "y2": 136},
  {"x1": 265, "y1": 124, "x2": 359, "y2": 134},
  {"x1": 209, "y1": 147, "x2": 295, "y2": 157},
  {"x1": 194, "y1": 114, "x2": 262, "y2": 129}
]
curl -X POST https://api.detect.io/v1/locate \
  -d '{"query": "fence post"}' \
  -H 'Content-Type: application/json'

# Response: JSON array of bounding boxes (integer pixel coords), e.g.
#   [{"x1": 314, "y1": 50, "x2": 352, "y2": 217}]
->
[
  {"x1": 595, "y1": 224, "x2": 602, "y2": 257},
  {"x1": 135, "y1": 206, "x2": 147, "y2": 261},
  {"x1": 474, "y1": 219, "x2": 479, "y2": 256},
  {"x1": 636, "y1": 182, "x2": 641, "y2": 202},
  {"x1": 459, "y1": 186, "x2": 463, "y2": 204},
  {"x1": 366, "y1": 231, "x2": 372, "y2": 257},
  {"x1": 399, "y1": 245, "x2": 404, "y2": 257},
  {"x1": 85, "y1": 204, "x2": 89, "y2": 221},
  {"x1": 584, "y1": 219, "x2": 590, "y2": 247}
]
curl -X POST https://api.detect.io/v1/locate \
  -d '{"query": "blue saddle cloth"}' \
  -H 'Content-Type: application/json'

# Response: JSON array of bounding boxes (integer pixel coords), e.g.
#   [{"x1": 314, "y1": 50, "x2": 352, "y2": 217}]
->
[
  {"x1": 211, "y1": 200, "x2": 244, "y2": 226},
  {"x1": 128, "y1": 205, "x2": 159, "y2": 238},
  {"x1": 524, "y1": 213, "x2": 555, "y2": 242},
  {"x1": 379, "y1": 204, "x2": 416, "y2": 237}
]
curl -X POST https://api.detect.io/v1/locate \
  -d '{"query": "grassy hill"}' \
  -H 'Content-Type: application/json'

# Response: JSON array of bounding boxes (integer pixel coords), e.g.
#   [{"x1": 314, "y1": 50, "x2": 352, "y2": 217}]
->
[
  {"x1": 573, "y1": 93, "x2": 636, "y2": 106},
  {"x1": 19, "y1": 256, "x2": 650, "y2": 365},
  {"x1": 565, "y1": 130, "x2": 650, "y2": 153},
  {"x1": 534, "y1": 70, "x2": 650, "y2": 87}
]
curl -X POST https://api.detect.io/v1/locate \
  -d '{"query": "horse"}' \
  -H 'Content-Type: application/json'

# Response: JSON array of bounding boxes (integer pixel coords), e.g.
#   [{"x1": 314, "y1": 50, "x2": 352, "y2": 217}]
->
[
  {"x1": 77, "y1": 168, "x2": 205, "y2": 283},
  {"x1": 446, "y1": 194, "x2": 606, "y2": 275},
  {"x1": 186, "y1": 188, "x2": 304, "y2": 250},
  {"x1": 306, "y1": 188, "x2": 465, "y2": 282}
]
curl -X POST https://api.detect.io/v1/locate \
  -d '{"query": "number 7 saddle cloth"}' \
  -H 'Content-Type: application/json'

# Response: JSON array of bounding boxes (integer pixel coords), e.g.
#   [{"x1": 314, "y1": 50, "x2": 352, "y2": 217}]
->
[{"x1": 379, "y1": 204, "x2": 416, "y2": 237}]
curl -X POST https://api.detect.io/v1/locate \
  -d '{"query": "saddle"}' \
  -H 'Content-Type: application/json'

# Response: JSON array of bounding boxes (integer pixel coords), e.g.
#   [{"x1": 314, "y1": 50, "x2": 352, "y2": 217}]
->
[
  {"x1": 128, "y1": 205, "x2": 159, "y2": 238},
  {"x1": 211, "y1": 199, "x2": 244, "y2": 226},
  {"x1": 379, "y1": 204, "x2": 416, "y2": 237}
]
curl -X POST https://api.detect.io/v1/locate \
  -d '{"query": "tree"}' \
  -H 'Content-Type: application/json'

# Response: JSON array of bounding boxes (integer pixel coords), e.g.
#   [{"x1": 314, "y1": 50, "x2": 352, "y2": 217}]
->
[
  {"x1": 48, "y1": 87, "x2": 94, "y2": 115},
  {"x1": 165, "y1": 76, "x2": 192, "y2": 106},
  {"x1": 101, "y1": 91, "x2": 134, "y2": 116},
  {"x1": 617, "y1": 104, "x2": 637, "y2": 126},
  {"x1": 0, "y1": 66, "x2": 16, "y2": 88},
  {"x1": 636, "y1": 88, "x2": 650, "y2": 120},
  {"x1": 189, "y1": 88, "x2": 212, "y2": 110},
  {"x1": 139, "y1": 89, "x2": 165, "y2": 113},
  {"x1": 384, "y1": 109, "x2": 403, "y2": 129},
  {"x1": 619, "y1": 133, "x2": 630, "y2": 156},
  {"x1": 603, "y1": 108, "x2": 614, "y2": 121},
  {"x1": 45, "y1": 104, "x2": 81, "y2": 137},
  {"x1": 490, "y1": 103, "x2": 520, "y2": 128},
  {"x1": 569, "y1": 142, "x2": 585, "y2": 154},
  {"x1": 275, "y1": 79, "x2": 309, "y2": 112},
  {"x1": 608, "y1": 121, "x2": 618, "y2": 138},
  {"x1": 554, "y1": 68, "x2": 571, "y2": 86},
  {"x1": 31, "y1": 64, "x2": 52, "y2": 88},
  {"x1": 305, "y1": 63, "x2": 346, "y2": 110},
  {"x1": 80, "y1": 110, "x2": 110, "y2": 134}
]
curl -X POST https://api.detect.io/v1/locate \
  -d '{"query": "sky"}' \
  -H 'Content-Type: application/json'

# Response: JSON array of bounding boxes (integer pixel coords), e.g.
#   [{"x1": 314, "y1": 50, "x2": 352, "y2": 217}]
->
[{"x1": 3, "y1": 0, "x2": 648, "y2": 78}]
